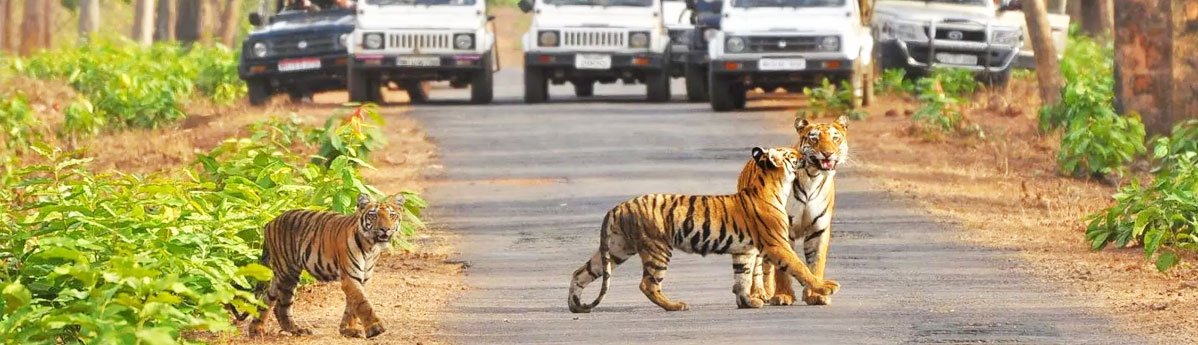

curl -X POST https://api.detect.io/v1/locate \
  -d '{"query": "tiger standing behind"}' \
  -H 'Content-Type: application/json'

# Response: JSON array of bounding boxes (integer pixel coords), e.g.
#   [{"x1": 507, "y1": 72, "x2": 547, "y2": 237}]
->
[
  {"x1": 739, "y1": 116, "x2": 848, "y2": 306},
  {"x1": 567, "y1": 147, "x2": 840, "y2": 313},
  {"x1": 246, "y1": 193, "x2": 405, "y2": 338}
]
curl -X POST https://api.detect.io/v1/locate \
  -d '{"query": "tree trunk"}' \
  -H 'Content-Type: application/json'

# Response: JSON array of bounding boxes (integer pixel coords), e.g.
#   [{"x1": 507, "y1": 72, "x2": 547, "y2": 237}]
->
[
  {"x1": 1114, "y1": 0, "x2": 1198, "y2": 136},
  {"x1": 19, "y1": 0, "x2": 43, "y2": 55},
  {"x1": 155, "y1": 0, "x2": 177, "y2": 42},
  {"x1": 42, "y1": 0, "x2": 54, "y2": 48},
  {"x1": 218, "y1": 0, "x2": 242, "y2": 47},
  {"x1": 1080, "y1": 0, "x2": 1114, "y2": 37},
  {"x1": 0, "y1": 0, "x2": 7, "y2": 53},
  {"x1": 133, "y1": 0, "x2": 156, "y2": 45},
  {"x1": 79, "y1": 0, "x2": 101, "y2": 42},
  {"x1": 176, "y1": 0, "x2": 208, "y2": 43},
  {"x1": 1023, "y1": 0, "x2": 1064, "y2": 107}
]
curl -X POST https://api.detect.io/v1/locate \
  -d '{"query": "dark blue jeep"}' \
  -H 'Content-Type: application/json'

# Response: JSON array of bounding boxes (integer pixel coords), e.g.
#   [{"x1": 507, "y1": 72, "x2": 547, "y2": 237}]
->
[
  {"x1": 681, "y1": 0, "x2": 721, "y2": 102},
  {"x1": 239, "y1": 5, "x2": 355, "y2": 105}
]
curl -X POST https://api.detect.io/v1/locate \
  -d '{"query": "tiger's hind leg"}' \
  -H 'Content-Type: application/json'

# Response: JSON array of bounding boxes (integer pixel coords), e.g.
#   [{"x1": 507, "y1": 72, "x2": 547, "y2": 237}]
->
[
  {"x1": 272, "y1": 278, "x2": 312, "y2": 336},
  {"x1": 638, "y1": 248, "x2": 688, "y2": 311},
  {"x1": 802, "y1": 226, "x2": 833, "y2": 306},
  {"x1": 247, "y1": 282, "x2": 277, "y2": 336},
  {"x1": 732, "y1": 252, "x2": 764, "y2": 308}
]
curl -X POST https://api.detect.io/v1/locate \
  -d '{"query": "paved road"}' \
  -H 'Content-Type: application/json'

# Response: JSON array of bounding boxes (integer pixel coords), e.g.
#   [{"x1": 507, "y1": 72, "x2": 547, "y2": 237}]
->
[{"x1": 407, "y1": 70, "x2": 1141, "y2": 344}]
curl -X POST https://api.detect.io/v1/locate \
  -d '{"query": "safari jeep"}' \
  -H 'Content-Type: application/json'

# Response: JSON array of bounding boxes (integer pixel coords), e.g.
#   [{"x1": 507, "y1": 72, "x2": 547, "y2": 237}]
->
[
  {"x1": 707, "y1": 0, "x2": 874, "y2": 112},
  {"x1": 663, "y1": 0, "x2": 694, "y2": 80},
  {"x1": 239, "y1": 2, "x2": 355, "y2": 105},
  {"x1": 348, "y1": 0, "x2": 497, "y2": 104},
  {"x1": 517, "y1": 0, "x2": 671, "y2": 103}
]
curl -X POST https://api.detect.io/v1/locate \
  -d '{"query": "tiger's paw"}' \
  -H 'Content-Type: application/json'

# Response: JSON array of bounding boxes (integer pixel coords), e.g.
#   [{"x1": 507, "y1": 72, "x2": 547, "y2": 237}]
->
[
  {"x1": 736, "y1": 296, "x2": 765, "y2": 309},
  {"x1": 663, "y1": 301, "x2": 689, "y2": 311},
  {"x1": 769, "y1": 293, "x2": 795, "y2": 306},
  {"x1": 340, "y1": 327, "x2": 364, "y2": 338},
  {"x1": 247, "y1": 325, "x2": 265, "y2": 337},
  {"x1": 803, "y1": 293, "x2": 831, "y2": 306},
  {"x1": 809, "y1": 280, "x2": 840, "y2": 296},
  {"x1": 365, "y1": 324, "x2": 386, "y2": 338},
  {"x1": 749, "y1": 287, "x2": 769, "y2": 302},
  {"x1": 285, "y1": 327, "x2": 312, "y2": 336}
]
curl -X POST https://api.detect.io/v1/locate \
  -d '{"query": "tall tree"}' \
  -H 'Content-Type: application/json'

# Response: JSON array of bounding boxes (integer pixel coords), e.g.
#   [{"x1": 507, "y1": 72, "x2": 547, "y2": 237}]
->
[
  {"x1": 218, "y1": 0, "x2": 241, "y2": 47},
  {"x1": 1114, "y1": 0, "x2": 1198, "y2": 135},
  {"x1": 79, "y1": 0, "x2": 101, "y2": 42},
  {"x1": 20, "y1": 0, "x2": 44, "y2": 55},
  {"x1": 133, "y1": 0, "x2": 156, "y2": 45},
  {"x1": 0, "y1": 0, "x2": 9, "y2": 53},
  {"x1": 1079, "y1": 0, "x2": 1114, "y2": 36},
  {"x1": 42, "y1": 0, "x2": 55, "y2": 48},
  {"x1": 176, "y1": 0, "x2": 208, "y2": 43},
  {"x1": 1023, "y1": 0, "x2": 1064, "y2": 106},
  {"x1": 155, "y1": 0, "x2": 177, "y2": 42}
]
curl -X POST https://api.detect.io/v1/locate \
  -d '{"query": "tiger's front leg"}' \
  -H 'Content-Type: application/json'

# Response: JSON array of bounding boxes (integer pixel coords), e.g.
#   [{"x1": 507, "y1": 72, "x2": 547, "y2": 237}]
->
[
  {"x1": 747, "y1": 255, "x2": 769, "y2": 302},
  {"x1": 801, "y1": 225, "x2": 833, "y2": 305},
  {"x1": 341, "y1": 277, "x2": 385, "y2": 338},
  {"x1": 731, "y1": 252, "x2": 764, "y2": 308}
]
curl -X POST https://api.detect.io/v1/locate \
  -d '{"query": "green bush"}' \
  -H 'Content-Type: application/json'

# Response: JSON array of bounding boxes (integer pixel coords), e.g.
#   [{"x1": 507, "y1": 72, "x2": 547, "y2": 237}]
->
[
  {"x1": 795, "y1": 79, "x2": 867, "y2": 121},
  {"x1": 876, "y1": 68, "x2": 914, "y2": 95},
  {"x1": 908, "y1": 69, "x2": 978, "y2": 135},
  {"x1": 0, "y1": 93, "x2": 38, "y2": 154},
  {"x1": 0, "y1": 108, "x2": 425, "y2": 344},
  {"x1": 308, "y1": 103, "x2": 388, "y2": 166}
]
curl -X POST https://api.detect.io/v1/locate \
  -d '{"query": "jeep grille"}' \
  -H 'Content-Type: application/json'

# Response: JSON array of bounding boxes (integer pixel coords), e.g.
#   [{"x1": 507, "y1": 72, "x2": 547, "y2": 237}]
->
[
  {"x1": 746, "y1": 36, "x2": 821, "y2": 53},
  {"x1": 272, "y1": 35, "x2": 338, "y2": 56},
  {"x1": 388, "y1": 32, "x2": 453, "y2": 50},
  {"x1": 561, "y1": 30, "x2": 626, "y2": 48}
]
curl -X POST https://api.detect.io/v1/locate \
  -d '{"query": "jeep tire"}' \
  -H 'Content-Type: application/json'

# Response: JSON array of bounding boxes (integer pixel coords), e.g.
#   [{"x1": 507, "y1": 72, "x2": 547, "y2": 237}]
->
[
  {"x1": 524, "y1": 66, "x2": 548, "y2": 103},
  {"x1": 470, "y1": 51, "x2": 494, "y2": 104}
]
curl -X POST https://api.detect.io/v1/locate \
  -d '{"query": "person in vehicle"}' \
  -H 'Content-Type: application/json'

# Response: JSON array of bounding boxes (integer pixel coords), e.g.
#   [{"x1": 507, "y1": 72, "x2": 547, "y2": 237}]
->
[{"x1": 277, "y1": 0, "x2": 354, "y2": 11}]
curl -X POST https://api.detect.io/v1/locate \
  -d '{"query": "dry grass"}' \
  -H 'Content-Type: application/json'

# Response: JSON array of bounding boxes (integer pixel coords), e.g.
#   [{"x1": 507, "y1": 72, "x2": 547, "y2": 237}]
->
[{"x1": 835, "y1": 78, "x2": 1198, "y2": 344}]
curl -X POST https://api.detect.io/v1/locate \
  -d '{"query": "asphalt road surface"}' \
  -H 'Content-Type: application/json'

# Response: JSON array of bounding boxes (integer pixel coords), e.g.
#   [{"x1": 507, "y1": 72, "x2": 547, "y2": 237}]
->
[{"x1": 407, "y1": 70, "x2": 1142, "y2": 344}]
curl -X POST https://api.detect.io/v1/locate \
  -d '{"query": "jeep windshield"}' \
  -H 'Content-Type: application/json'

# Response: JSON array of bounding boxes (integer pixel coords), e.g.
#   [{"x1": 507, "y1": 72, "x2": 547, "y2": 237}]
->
[
  {"x1": 543, "y1": 0, "x2": 653, "y2": 7},
  {"x1": 878, "y1": 0, "x2": 988, "y2": 5},
  {"x1": 367, "y1": 0, "x2": 477, "y2": 5},
  {"x1": 732, "y1": 0, "x2": 844, "y2": 8}
]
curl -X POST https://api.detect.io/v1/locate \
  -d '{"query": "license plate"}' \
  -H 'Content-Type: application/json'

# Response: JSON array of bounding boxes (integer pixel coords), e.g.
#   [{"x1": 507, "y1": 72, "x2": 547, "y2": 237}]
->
[
  {"x1": 758, "y1": 58, "x2": 807, "y2": 71},
  {"x1": 396, "y1": 56, "x2": 440, "y2": 67},
  {"x1": 574, "y1": 54, "x2": 612, "y2": 70},
  {"x1": 277, "y1": 58, "x2": 321, "y2": 72},
  {"x1": 935, "y1": 53, "x2": 978, "y2": 66}
]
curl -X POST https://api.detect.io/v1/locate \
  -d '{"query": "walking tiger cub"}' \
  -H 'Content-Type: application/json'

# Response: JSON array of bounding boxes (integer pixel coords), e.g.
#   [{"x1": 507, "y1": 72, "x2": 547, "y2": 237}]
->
[
  {"x1": 246, "y1": 193, "x2": 405, "y2": 338},
  {"x1": 740, "y1": 116, "x2": 848, "y2": 306},
  {"x1": 567, "y1": 147, "x2": 840, "y2": 313}
]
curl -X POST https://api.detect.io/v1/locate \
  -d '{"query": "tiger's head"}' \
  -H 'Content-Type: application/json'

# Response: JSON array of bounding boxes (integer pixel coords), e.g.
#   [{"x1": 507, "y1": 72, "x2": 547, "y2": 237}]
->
[
  {"x1": 356, "y1": 193, "x2": 406, "y2": 245},
  {"x1": 795, "y1": 116, "x2": 849, "y2": 173},
  {"x1": 751, "y1": 146, "x2": 802, "y2": 179}
]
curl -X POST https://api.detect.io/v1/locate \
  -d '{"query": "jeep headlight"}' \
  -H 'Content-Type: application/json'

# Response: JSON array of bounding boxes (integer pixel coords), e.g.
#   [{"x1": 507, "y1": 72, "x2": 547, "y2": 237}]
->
[
  {"x1": 252, "y1": 41, "x2": 268, "y2": 57},
  {"x1": 454, "y1": 33, "x2": 475, "y2": 50},
  {"x1": 819, "y1": 36, "x2": 840, "y2": 52},
  {"x1": 992, "y1": 29, "x2": 1021, "y2": 45},
  {"x1": 338, "y1": 33, "x2": 349, "y2": 47},
  {"x1": 538, "y1": 30, "x2": 559, "y2": 47},
  {"x1": 884, "y1": 21, "x2": 927, "y2": 42},
  {"x1": 703, "y1": 28, "x2": 719, "y2": 43},
  {"x1": 363, "y1": 32, "x2": 384, "y2": 49},
  {"x1": 629, "y1": 31, "x2": 650, "y2": 48},
  {"x1": 725, "y1": 36, "x2": 746, "y2": 53}
]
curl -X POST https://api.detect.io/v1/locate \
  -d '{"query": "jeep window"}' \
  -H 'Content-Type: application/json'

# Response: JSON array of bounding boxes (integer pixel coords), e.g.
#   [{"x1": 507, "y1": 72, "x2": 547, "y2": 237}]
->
[
  {"x1": 543, "y1": 0, "x2": 654, "y2": 7},
  {"x1": 876, "y1": 0, "x2": 987, "y2": 5},
  {"x1": 367, "y1": 0, "x2": 477, "y2": 5},
  {"x1": 732, "y1": 0, "x2": 844, "y2": 8}
]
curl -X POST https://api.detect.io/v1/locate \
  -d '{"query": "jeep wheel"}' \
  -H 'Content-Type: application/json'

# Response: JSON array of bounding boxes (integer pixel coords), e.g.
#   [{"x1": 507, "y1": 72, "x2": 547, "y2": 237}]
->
[
  {"x1": 732, "y1": 84, "x2": 747, "y2": 109},
  {"x1": 403, "y1": 80, "x2": 429, "y2": 104},
  {"x1": 470, "y1": 52, "x2": 494, "y2": 104},
  {"x1": 247, "y1": 80, "x2": 270, "y2": 106},
  {"x1": 348, "y1": 69, "x2": 376, "y2": 103},
  {"x1": 574, "y1": 81, "x2": 594, "y2": 97},
  {"x1": 524, "y1": 67, "x2": 548, "y2": 103},
  {"x1": 646, "y1": 69, "x2": 671, "y2": 102},
  {"x1": 684, "y1": 63, "x2": 709, "y2": 102},
  {"x1": 709, "y1": 70, "x2": 736, "y2": 112}
]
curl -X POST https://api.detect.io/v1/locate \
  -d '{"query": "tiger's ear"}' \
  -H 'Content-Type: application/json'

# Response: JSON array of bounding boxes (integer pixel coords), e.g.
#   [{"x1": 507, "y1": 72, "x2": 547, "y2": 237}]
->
[
  {"x1": 751, "y1": 147, "x2": 765, "y2": 161},
  {"x1": 392, "y1": 193, "x2": 406, "y2": 207},
  {"x1": 794, "y1": 118, "x2": 810, "y2": 134},
  {"x1": 835, "y1": 115, "x2": 849, "y2": 129},
  {"x1": 356, "y1": 193, "x2": 372, "y2": 212}
]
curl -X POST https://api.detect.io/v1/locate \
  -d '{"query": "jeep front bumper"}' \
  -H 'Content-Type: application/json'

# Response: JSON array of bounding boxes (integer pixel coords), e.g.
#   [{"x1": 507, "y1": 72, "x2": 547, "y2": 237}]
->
[
  {"x1": 524, "y1": 52, "x2": 666, "y2": 71},
  {"x1": 884, "y1": 39, "x2": 1020, "y2": 73}
]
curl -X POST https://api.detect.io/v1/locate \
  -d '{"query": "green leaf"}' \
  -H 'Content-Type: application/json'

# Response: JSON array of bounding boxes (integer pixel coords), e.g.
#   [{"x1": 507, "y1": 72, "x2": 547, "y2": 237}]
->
[
  {"x1": 135, "y1": 327, "x2": 179, "y2": 345},
  {"x1": 2, "y1": 282, "x2": 32, "y2": 314},
  {"x1": 235, "y1": 263, "x2": 274, "y2": 282},
  {"x1": 1156, "y1": 252, "x2": 1180, "y2": 272}
]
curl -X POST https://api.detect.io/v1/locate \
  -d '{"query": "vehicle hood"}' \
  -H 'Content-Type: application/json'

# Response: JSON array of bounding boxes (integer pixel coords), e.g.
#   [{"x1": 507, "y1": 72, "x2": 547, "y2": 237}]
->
[
  {"x1": 722, "y1": 8, "x2": 853, "y2": 34},
  {"x1": 534, "y1": 6, "x2": 660, "y2": 29},
  {"x1": 250, "y1": 10, "x2": 354, "y2": 36},
  {"x1": 662, "y1": 1, "x2": 691, "y2": 27},
  {"x1": 358, "y1": 7, "x2": 485, "y2": 30},
  {"x1": 874, "y1": 1, "x2": 997, "y2": 23}
]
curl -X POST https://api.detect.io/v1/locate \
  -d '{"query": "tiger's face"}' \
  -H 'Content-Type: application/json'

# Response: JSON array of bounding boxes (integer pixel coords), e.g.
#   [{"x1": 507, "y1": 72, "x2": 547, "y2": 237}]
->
[
  {"x1": 356, "y1": 193, "x2": 406, "y2": 244},
  {"x1": 751, "y1": 146, "x2": 802, "y2": 176},
  {"x1": 795, "y1": 116, "x2": 849, "y2": 172}
]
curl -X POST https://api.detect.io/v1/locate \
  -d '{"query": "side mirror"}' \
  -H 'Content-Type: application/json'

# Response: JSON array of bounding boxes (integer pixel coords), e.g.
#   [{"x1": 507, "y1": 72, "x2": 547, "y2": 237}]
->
[
  {"x1": 487, "y1": 14, "x2": 497, "y2": 22},
  {"x1": 517, "y1": 0, "x2": 533, "y2": 13},
  {"x1": 248, "y1": 12, "x2": 263, "y2": 26}
]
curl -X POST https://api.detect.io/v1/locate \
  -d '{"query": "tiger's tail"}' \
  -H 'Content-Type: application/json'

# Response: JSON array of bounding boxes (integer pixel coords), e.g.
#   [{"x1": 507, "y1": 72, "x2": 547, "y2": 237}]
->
[
  {"x1": 568, "y1": 213, "x2": 613, "y2": 313},
  {"x1": 228, "y1": 247, "x2": 271, "y2": 321}
]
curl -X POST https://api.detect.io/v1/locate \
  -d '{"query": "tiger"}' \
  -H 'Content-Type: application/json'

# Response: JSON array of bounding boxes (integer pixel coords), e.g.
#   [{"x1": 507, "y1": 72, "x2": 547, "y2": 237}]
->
[
  {"x1": 245, "y1": 193, "x2": 405, "y2": 338},
  {"x1": 738, "y1": 116, "x2": 848, "y2": 306},
  {"x1": 567, "y1": 147, "x2": 840, "y2": 313}
]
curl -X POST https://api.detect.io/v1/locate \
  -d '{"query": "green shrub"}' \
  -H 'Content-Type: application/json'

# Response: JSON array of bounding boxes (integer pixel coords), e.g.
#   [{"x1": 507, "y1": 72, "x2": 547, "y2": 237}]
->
[
  {"x1": 1058, "y1": 112, "x2": 1146, "y2": 178},
  {"x1": 907, "y1": 69, "x2": 977, "y2": 135},
  {"x1": 796, "y1": 78, "x2": 867, "y2": 121},
  {"x1": 1151, "y1": 120, "x2": 1198, "y2": 173},
  {"x1": 61, "y1": 96, "x2": 107, "y2": 139},
  {"x1": 0, "y1": 93, "x2": 38, "y2": 154},
  {"x1": 308, "y1": 103, "x2": 388, "y2": 165},
  {"x1": 876, "y1": 68, "x2": 914, "y2": 95}
]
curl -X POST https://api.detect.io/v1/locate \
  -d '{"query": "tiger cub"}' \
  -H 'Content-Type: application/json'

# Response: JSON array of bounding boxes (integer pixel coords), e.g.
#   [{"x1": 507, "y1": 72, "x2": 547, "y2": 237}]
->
[
  {"x1": 740, "y1": 116, "x2": 848, "y2": 306},
  {"x1": 247, "y1": 193, "x2": 405, "y2": 338},
  {"x1": 567, "y1": 147, "x2": 840, "y2": 313}
]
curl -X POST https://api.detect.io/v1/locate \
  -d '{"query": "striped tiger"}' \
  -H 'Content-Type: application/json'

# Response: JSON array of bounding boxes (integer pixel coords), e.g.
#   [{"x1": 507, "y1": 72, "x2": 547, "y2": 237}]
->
[
  {"x1": 246, "y1": 193, "x2": 405, "y2": 338},
  {"x1": 740, "y1": 116, "x2": 847, "y2": 306},
  {"x1": 567, "y1": 147, "x2": 840, "y2": 313}
]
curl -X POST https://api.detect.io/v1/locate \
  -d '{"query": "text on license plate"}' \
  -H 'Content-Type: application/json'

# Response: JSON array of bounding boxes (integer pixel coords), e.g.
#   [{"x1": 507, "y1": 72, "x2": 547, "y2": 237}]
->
[
  {"x1": 278, "y1": 58, "x2": 321, "y2": 72},
  {"x1": 758, "y1": 58, "x2": 806, "y2": 71},
  {"x1": 575, "y1": 54, "x2": 612, "y2": 70},
  {"x1": 396, "y1": 56, "x2": 440, "y2": 67},
  {"x1": 935, "y1": 53, "x2": 978, "y2": 66}
]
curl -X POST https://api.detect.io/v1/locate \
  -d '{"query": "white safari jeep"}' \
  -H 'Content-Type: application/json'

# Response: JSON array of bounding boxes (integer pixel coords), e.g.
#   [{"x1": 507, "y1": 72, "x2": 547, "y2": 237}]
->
[
  {"x1": 348, "y1": 0, "x2": 497, "y2": 104},
  {"x1": 707, "y1": 0, "x2": 874, "y2": 112},
  {"x1": 517, "y1": 0, "x2": 672, "y2": 103}
]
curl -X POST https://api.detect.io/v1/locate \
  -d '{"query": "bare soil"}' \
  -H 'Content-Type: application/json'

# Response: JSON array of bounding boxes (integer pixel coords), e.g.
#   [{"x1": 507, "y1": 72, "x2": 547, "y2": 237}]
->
[{"x1": 849, "y1": 77, "x2": 1198, "y2": 344}]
